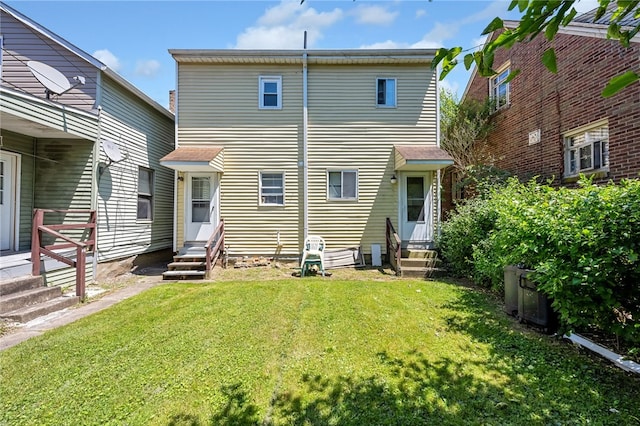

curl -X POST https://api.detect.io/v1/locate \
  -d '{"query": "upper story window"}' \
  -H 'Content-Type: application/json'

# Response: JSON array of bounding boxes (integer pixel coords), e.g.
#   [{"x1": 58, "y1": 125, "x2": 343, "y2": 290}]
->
[
  {"x1": 137, "y1": 167, "x2": 154, "y2": 220},
  {"x1": 260, "y1": 171, "x2": 284, "y2": 206},
  {"x1": 490, "y1": 63, "x2": 510, "y2": 111},
  {"x1": 376, "y1": 78, "x2": 396, "y2": 107},
  {"x1": 259, "y1": 76, "x2": 282, "y2": 110},
  {"x1": 564, "y1": 121, "x2": 609, "y2": 178},
  {"x1": 328, "y1": 170, "x2": 358, "y2": 201}
]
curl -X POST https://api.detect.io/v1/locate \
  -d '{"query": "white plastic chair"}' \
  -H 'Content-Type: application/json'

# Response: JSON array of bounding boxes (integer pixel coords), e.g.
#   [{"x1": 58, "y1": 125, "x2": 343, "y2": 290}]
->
[{"x1": 300, "y1": 235, "x2": 326, "y2": 277}]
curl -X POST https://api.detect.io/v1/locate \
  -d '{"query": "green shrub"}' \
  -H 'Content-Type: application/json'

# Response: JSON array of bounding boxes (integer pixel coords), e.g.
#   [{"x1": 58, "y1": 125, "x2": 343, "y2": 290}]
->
[
  {"x1": 438, "y1": 196, "x2": 498, "y2": 286},
  {"x1": 439, "y1": 177, "x2": 640, "y2": 347}
]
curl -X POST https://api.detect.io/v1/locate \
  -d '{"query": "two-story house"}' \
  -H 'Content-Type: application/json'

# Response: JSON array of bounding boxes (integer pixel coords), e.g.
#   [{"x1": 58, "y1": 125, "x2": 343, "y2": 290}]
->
[
  {"x1": 459, "y1": 7, "x2": 640, "y2": 197},
  {"x1": 0, "y1": 2, "x2": 174, "y2": 292},
  {"x1": 162, "y1": 49, "x2": 453, "y2": 276}
]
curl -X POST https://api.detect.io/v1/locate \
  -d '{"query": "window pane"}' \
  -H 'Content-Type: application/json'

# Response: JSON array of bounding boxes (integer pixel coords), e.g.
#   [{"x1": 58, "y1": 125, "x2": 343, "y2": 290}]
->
[
  {"x1": 139, "y1": 168, "x2": 152, "y2": 195},
  {"x1": 264, "y1": 82, "x2": 278, "y2": 93},
  {"x1": 594, "y1": 141, "x2": 602, "y2": 169},
  {"x1": 406, "y1": 177, "x2": 425, "y2": 222},
  {"x1": 580, "y1": 145, "x2": 592, "y2": 170},
  {"x1": 377, "y1": 79, "x2": 386, "y2": 105},
  {"x1": 263, "y1": 195, "x2": 284, "y2": 205},
  {"x1": 343, "y1": 172, "x2": 357, "y2": 198},
  {"x1": 192, "y1": 177, "x2": 210, "y2": 201},
  {"x1": 328, "y1": 172, "x2": 341, "y2": 198},
  {"x1": 192, "y1": 201, "x2": 210, "y2": 222},
  {"x1": 385, "y1": 79, "x2": 396, "y2": 107},
  {"x1": 137, "y1": 197, "x2": 151, "y2": 220},
  {"x1": 261, "y1": 173, "x2": 282, "y2": 187},
  {"x1": 263, "y1": 94, "x2": 278, "y2": 107},
  {"x1": 569, "y1": 150, "x2": 577, "y2": 174}
]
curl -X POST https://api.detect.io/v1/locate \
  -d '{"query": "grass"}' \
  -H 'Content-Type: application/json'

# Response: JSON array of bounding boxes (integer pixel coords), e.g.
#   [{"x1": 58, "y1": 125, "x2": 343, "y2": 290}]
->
[{"x1": 1, "y1": 267, "x2": 639, "y2": 425}]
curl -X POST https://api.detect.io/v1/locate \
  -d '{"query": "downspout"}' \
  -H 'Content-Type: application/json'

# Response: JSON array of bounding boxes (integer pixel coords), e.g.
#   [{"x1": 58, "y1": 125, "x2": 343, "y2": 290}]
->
[
  {"x1": 302, "y1": 32, "x2": 309, "y2": 241},
  {"x1": 435, "y1": 63, "x2": 442, "y2": 239}
]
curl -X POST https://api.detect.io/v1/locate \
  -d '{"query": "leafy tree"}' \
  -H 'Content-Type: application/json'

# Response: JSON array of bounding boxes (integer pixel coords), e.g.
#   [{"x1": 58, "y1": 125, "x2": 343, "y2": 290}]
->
[
  {"x1": 439, "y1": 88, "x2": 494, "y2": 172},
  {"x1": 433, "y1": 0, "x2": 640, "y2": 96}
]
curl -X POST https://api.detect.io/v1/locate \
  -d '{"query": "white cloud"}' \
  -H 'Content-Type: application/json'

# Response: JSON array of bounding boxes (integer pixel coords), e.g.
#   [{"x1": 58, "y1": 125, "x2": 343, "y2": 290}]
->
[
  {"x1": 135, "y1": 59, "x2": 160, "y2": 78},
  {"x1": 415, "y1": 9, "x2": 427, "y2": 19},
  {"x1": 235, "y1": 1, "x2": 343, "y2": 49},
  {"x1": 352, "y1": 5, "x2": 399, "y2": 26},
  {"x1": 93, "y1": 49, "x2": 121, "y2": 72},
  {"x1": 411, "y1": 22, "x2": 451, "y2": 48}
]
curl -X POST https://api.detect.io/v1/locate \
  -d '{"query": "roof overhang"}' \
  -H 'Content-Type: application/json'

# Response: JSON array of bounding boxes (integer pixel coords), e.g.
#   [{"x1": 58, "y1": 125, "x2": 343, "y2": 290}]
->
[
  {"x1": 169, "y1": 49, "x2": 437, "y2": 65},
  {"x1": 160, "y1": 146, "x2": 224, "y2": 172},
  {"x1": 394, "y1": 145, "x2": 454, "y2": 171}
]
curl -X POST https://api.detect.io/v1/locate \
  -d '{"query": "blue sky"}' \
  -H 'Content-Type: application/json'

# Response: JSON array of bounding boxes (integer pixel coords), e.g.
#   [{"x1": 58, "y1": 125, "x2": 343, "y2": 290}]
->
[{"x1": 7, "y1": 0, "x2": 599, "y2": 109}]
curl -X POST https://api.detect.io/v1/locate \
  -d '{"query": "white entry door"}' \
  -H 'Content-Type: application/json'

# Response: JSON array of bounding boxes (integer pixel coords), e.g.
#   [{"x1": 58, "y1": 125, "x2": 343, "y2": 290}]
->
[
  {"x1": 185, "y1": 173, "x2": 217, "y2": 242},
  {"x1": 400, "y1": 173, "x2": 433, "y2": 244},
  {"x1": 0, "y1": 152, "x2": 18, "y2": 251}
]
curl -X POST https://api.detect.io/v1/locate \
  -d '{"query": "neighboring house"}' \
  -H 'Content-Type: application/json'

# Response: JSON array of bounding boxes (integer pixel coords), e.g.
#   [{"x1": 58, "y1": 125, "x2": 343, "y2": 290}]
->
[
  {"x1": 0, "y1": 2, "x2": 174, "y2": 286},
  {"x1": 457, "y1": 7, "x2": 640, "y2": 201},
  {"x1": 162, "y1": 49, "x2": 452, "y2": 270}
]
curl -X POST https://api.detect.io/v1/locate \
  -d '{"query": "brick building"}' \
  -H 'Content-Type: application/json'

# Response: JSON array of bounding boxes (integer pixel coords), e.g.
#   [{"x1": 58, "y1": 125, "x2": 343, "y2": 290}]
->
[{"x1": 444, "y1": 8, "x2": 640, "y2": 213}]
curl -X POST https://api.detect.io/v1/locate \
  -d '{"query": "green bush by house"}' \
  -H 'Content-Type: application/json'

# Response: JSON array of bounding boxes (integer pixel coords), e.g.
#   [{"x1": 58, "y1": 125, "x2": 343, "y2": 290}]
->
[{"x1": 438, "y1": 177, "x2": 640, "y2": 350}]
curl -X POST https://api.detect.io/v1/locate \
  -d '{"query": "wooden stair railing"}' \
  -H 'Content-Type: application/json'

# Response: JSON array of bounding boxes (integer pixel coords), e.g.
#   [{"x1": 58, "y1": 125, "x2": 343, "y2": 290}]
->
[
  {"x1": 31, "y1": 209, "x2": 96, "y2": 299},
  {"x1": 386, "y1": 218, "x2": 401, "y2": 276},
  {"x1": 204, "y1": 218, "x2": 225, "y2": 277}
]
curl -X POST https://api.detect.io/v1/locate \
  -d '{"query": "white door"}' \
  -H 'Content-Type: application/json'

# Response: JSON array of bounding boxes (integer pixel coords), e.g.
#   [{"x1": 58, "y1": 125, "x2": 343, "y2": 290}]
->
[
  {"x1": 0, "y1": 152, "x2": 17, "y2": 251},
  {"x1": 185, "y1": 173, "x2": 217, "y2": 242},
  {"x1": 400, "y1": 173, "x2": 433, "y2": 243}
]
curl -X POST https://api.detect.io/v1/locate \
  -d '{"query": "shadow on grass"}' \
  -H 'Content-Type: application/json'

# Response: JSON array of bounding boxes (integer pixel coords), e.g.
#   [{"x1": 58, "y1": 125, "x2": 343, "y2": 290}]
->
[{"x1": 168, "y1": 286, "x2": 640, "y2": 425}]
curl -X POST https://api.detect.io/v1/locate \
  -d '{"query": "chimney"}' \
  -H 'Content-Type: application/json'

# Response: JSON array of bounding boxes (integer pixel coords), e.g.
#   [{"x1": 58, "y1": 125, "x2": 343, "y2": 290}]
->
[{"x1": 169, "y1": 90, "x2": 176, "y2": 113}]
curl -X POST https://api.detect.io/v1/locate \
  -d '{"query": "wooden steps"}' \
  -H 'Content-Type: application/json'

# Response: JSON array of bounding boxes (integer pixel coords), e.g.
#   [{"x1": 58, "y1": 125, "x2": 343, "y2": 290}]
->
[
  {"x1": 399, "y1": 249, "x2": 447, "y2": 279},
  {"x1": 162, "y1": 246, "x2": 207, "y2": 280}
]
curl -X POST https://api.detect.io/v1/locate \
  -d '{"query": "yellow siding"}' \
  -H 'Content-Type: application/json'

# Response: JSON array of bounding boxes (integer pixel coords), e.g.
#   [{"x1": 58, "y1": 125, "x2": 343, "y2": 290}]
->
[
  {"x1": 177, "y1": 63, "x2": 303, "y2": 256},
  {"x1": 175, "y1": 61, "x2": 438, "y2": 256},
  {"x1": 307, "y1": 64, "x2": 437, "y2": 252}
]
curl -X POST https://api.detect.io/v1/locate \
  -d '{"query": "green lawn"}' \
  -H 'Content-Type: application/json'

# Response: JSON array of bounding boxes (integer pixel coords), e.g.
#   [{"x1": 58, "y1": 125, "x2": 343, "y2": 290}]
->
[{"x1": 1, "y1": 275, "x2": 639, "y2": 425}]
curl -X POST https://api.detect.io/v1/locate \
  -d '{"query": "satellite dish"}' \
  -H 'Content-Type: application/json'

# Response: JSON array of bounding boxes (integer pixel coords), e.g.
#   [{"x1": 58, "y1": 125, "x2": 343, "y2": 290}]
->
[
  {"x1": 27, "y1": 60, "x2": 85, "y2": 99},
  {"x1": 102, "y1": 139, "x2": 124, "y2": 162}
]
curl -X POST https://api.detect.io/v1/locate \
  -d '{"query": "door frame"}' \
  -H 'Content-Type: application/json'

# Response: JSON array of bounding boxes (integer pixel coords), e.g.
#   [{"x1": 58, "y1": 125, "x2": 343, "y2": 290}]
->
[
  {"x1": 398, "y1": 171, "x2": 433, "y2": 245},
  {"x1": 184, "y1": 172, "x2": 219, "y2": 242},
  {"x1": 0, "y1": 151, "x2": 21, "y2": 252}
]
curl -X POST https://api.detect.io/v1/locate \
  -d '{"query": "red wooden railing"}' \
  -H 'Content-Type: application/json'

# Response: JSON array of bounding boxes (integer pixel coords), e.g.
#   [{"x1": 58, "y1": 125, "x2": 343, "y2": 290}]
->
[
  {"x1": 386, "y1": 217, "x2": 402, "y2": 276},
  {"x1": 205, "y1": 218, "x2": 225, "y2": 277},
  {"x1": 31, "y1": 209, "x2": 96, "y2": 299}
]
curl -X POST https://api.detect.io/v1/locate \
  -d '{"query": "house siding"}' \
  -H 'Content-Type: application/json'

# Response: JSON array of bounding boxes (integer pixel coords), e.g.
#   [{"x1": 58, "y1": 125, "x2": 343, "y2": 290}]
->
[
  {"x1": 464, "y1": 30, "x2": 640, "y2": 185},
  {"x1": 173, "y1": 55, "x2": 439, "y2": 257},
  {"x1": 307, "y1": 64, "x2": 437, "y2": 251},
  {"x1": 0, "y1": 10, "x2": 98, "y2": 112},
  {"x1": 96, "y1": 76, "x2": 175, "y2": 262},
  {"x1": 177, "y1": 63, "x2": 302, "y2": 255}
]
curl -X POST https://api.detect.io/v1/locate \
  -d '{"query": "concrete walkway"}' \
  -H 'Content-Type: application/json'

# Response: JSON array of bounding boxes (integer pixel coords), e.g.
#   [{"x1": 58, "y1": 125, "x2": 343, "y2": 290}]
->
[{"x1": 0, "y1": 276, "x2": 165, "y2": 351}]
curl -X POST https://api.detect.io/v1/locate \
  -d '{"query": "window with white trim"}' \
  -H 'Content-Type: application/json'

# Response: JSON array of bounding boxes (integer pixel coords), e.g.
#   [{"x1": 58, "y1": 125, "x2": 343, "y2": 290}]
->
[
  {"x1": 376, "y1": 78, "x2": 396, "y2": 107},
  {"x1": 137, "y1": 167, "x2": 154, "y2": 220},
  {"x1": 260, "y1": 172, "x2": 284, "y2": 205},
  {"x1": 564, "y1": 122, "x2": 609, "y2": 178},
  {"x1": 490, "y1": 64, "x2": 510, "y2": 111},
  {"x1": 328, "y1": 170, "x2": 358, "y2": 200},
  {"x1": 259, "y1": 76, "x2": 282, "y2": 109}
]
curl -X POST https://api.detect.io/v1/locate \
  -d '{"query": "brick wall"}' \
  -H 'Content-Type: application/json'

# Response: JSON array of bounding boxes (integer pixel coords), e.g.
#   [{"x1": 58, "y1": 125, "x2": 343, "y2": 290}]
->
[{"x1": 465, "y1": 30, "x2": 640, "y2": 185}]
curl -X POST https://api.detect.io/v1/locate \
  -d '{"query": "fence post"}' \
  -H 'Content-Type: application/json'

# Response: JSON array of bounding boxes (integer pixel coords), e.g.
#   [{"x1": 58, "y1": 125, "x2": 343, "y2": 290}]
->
[
  {"x1": 31, "y1": 209, "x2": 44, "y2": 276},
  {"x1": 76, "y1": 245, "x2": 86, "y2": 299}
]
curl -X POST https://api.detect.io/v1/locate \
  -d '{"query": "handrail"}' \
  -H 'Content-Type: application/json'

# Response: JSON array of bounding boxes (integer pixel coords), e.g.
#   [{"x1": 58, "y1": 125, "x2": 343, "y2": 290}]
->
[
  {"x1": 204, "y1": 219, "x2": 225, "y2": 277},
  {"x1": 31, "y1": 209, "x2": 97, "y2": 299},
  {"x1": 386, "y1": 218, "x2": 402, "y2": 276}
]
